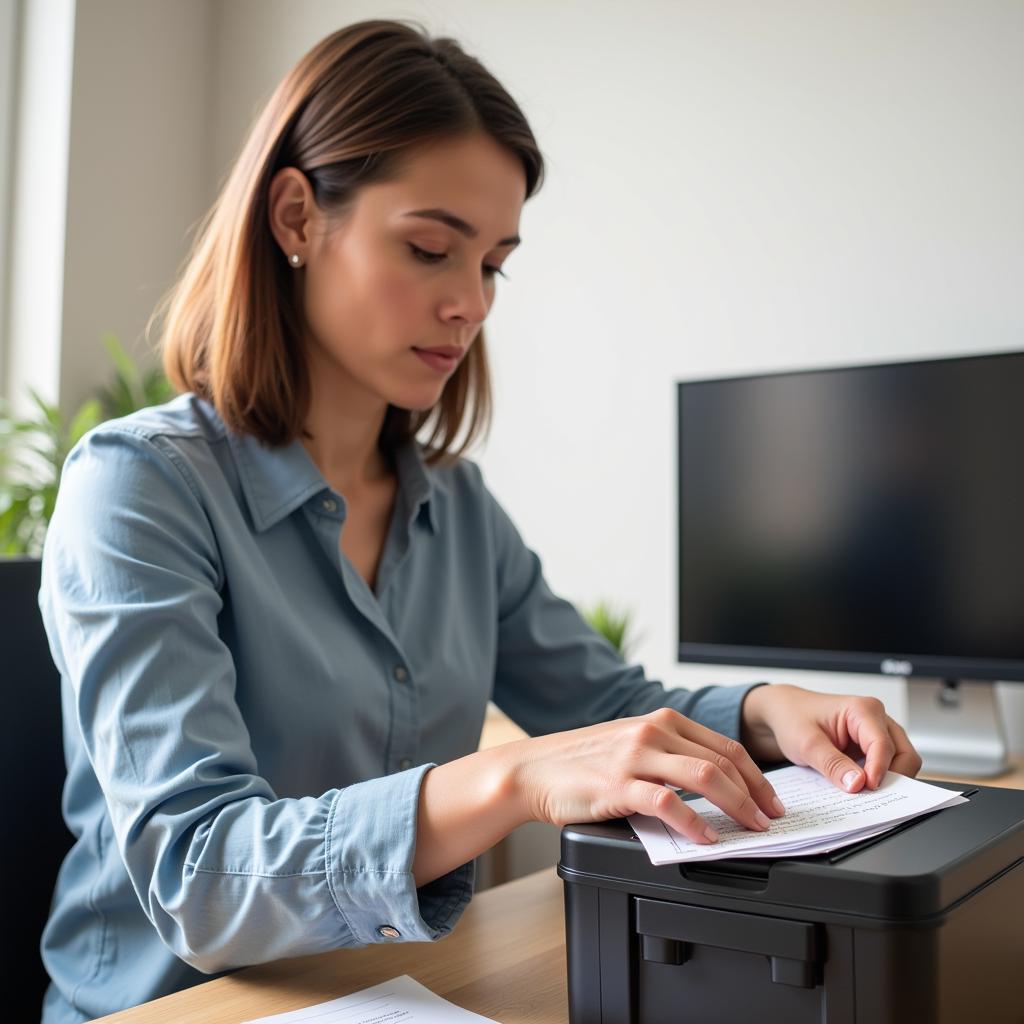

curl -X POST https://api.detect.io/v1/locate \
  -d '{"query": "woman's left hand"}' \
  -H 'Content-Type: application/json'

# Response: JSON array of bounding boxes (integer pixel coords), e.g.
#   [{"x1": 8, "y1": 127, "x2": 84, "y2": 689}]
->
[{"x1": 740, "y1": 684, "x2": 923, "y2": 792}]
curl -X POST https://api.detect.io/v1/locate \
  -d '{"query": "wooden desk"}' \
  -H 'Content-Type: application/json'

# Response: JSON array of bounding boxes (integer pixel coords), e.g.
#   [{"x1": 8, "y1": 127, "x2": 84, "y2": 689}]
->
[
  {"x1": 96, "y1": 868, "x2": 568, "y2": 1023},
  {"x1": 923, "y1": 754, "x2": 1024, "y2": 790}
]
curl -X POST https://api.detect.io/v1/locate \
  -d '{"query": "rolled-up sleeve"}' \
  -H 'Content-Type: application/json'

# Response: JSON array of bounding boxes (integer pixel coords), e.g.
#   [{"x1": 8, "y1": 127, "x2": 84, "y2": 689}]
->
[
  {"x1": 480, "y1": 471, "x2": 763, "y2": 741},
  {"x1": 328, "y1": 769, "x2": 473, "y2": 944},
  {"x1": 41, "y1": 428, "x2": 467, "y2": 974}
]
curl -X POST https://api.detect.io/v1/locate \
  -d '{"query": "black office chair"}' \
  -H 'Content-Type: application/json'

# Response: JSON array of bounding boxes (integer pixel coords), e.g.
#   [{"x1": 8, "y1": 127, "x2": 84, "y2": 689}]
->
[{"x1": 1, "y1": 556, "x2": 73, "y2": 1019}]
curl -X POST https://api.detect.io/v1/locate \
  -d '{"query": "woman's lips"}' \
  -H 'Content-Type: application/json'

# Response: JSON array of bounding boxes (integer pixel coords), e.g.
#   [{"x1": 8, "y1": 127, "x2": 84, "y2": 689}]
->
[{"x1": 413, "y1": 347, "x2": 461, "y2": 373}]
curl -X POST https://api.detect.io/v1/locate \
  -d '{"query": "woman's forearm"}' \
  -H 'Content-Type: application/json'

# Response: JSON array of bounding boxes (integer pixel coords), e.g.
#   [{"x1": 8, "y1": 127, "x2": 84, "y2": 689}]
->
[{"x1": 412, "y1": 743, "x2": 528, "y2": 888}]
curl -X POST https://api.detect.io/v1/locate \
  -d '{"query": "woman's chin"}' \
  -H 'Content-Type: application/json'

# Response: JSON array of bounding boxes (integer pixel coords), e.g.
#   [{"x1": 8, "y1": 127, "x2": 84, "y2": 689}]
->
[{"x1": 389, "y1": 384, "x2": 448, "y2": 413}]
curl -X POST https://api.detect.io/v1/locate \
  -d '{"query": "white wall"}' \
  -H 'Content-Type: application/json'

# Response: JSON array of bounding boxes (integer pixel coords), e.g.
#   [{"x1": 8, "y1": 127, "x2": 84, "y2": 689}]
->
[
  {"x1": 4, "y1": 0, "x2": 75, "y2": 413},
  {"x1": 0, "y1": 0, "x2": 21, "y2": 398},
  {"x1": 208, "y1": 0, "x2": 1024, "y2": 749}
]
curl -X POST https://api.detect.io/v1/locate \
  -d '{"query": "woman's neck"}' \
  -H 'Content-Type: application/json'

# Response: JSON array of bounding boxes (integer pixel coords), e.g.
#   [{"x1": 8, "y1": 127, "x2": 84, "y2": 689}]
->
[{"x1": 300, "y1": 354, "x2": 392, "y2": 495}]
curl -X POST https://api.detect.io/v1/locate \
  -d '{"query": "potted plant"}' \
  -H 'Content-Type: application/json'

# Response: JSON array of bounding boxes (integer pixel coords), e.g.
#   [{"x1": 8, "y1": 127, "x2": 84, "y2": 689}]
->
[{"x1": 0, "y1": 335, "x2": 173, "y2": 557}]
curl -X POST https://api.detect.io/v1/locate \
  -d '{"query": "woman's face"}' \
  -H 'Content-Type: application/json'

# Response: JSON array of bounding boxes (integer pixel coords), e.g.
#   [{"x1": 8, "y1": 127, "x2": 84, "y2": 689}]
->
[{"x1": 282, "y1": 132, "x2": 526, "y2": 415}]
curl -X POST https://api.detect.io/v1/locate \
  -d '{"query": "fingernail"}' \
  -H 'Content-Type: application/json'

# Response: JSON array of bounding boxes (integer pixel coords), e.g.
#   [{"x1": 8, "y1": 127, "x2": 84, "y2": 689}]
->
[
  {"x1": 842, "y1": 769, "x2": 861, "y2": 791},
  {"x1": 771, "y1": 796, "x2": 786, "y2": 816},
  {"x1": 703, "y1": 825, "x2": 719, "y2": 843},
  {"x1": 754, "y1": 810, "x2": 771, "y2": 830}
]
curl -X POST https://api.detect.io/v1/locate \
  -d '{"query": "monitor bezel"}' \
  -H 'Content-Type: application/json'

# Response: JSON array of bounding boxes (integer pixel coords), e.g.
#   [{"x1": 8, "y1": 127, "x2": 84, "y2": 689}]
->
[{"x1": 675, "y1": 349, "x2": 1024, "y2": 683}]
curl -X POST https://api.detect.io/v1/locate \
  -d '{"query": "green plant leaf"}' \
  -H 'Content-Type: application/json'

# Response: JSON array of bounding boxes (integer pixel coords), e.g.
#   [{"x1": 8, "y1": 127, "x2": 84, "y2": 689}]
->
[
  {"x1": 69, "y1": 399, "x2": 104, "y2": 447},
  {"x1": 0, "y1": 494, "x2": 37, "y2": 554},
  {"x1": 97, "y1": 334, "x2": 173, "y2": 419},
  {"x1": 28, "y1": 388, "x2": 63, "y2": 432},
  {"x1": 142, "y1": 365, "x2": 175, "y2": 406},
  {"x1": 104, "y1": 333, "x2": 140, "y2": 392},
  {"x1": 104, "y1": 378, "x2": 137, "y2": 420},
  {"x1": 1, "y1": 334, "x2": 174, "y2": 555},
  {"x1": 581, "y1": 600, "x2": 637, "y2": 659},
  {"x1": 6, "y1": 420, "x2": 46, "y2": 434}
]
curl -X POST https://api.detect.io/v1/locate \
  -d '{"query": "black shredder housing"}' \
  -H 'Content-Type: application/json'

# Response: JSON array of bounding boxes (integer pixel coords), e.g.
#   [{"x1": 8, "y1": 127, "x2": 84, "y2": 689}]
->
[{"x1": 557, "y1": 781, "x2": 1024, "y2": 1023}]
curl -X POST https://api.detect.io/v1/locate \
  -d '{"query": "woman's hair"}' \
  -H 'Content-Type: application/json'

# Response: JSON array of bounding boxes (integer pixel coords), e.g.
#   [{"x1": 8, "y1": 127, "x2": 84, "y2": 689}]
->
[{"x1": 156, "y1": 20, "x2": 544, "y2": 462}]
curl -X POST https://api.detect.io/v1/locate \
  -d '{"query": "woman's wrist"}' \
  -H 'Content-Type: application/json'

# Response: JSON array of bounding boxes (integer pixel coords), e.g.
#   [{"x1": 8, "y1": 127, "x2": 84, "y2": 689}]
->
[
  {"x1": 740, "y1": 683, "x2": 786, "y2": 763},
  {"x1": 485, "y1": 739, "x2": 534, "y2": 832},
  {"x1": 412, "y1": 742, "x2": 530, "y2": 888}
]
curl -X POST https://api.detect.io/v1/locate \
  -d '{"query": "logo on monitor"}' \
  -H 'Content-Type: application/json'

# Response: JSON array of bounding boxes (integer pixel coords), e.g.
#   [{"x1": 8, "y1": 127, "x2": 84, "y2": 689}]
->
[{"x1": 881, "y1": 658, "x2": 913, "y2": 676}]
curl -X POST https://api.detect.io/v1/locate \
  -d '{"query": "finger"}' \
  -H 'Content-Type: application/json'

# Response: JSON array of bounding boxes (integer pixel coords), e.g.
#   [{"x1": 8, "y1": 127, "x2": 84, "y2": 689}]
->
[
  {"x1": 668, "y1": 714, "x2": 786, "y2": 818},
  {"x1": 802, "y1": 731, "x2": 869, "y2": 793},
  {"x1": 630, "y1": 779, "x2": 720, "y2": 845},
  {"x1": 885, "y1": 716, "x2": 923, "y2": 778},
  {"x1": 671, "y1": 737, "x2": 751, "y2": 801},
  {"x1": 653, "y1": 752, "x2": 772, "y2": 833},
  {"x1": 847, "y1": 707, "x2": 897, "y2": 789}
]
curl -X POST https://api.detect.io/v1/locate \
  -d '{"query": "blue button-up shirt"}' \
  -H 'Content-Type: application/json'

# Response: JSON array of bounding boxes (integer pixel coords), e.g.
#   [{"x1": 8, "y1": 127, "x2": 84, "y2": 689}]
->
[{"x1": 38, "y1": 394, "x2": 757, "y2": 1022}]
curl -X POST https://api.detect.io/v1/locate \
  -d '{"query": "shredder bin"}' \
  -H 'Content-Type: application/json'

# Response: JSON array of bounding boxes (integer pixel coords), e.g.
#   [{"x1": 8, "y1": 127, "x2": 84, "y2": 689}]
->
[{"x1": 557, "y1": 780, "x2": 1024, "y2": 1023}]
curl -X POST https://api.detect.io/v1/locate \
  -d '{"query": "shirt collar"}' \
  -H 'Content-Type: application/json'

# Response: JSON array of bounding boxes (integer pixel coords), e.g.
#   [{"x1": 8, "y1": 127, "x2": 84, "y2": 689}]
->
[
  {"x1": 230, "y1": 429, "x2": 437, "y2": 535},
  {"x1": 393, "y1": 438, "x2": 438, "y2": 534}
]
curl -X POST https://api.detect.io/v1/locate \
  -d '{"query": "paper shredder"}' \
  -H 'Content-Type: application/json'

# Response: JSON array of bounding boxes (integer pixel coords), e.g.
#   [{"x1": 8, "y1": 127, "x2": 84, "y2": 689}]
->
[{"x1": 558, "y1": 780, "x2": 1024, "y2": 1023}]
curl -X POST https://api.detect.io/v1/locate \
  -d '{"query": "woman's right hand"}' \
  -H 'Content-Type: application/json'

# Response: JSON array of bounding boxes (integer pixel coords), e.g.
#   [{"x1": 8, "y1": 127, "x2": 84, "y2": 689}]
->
[{"x1": 503, "y1": 707, "x2": 786, "y2": 844}]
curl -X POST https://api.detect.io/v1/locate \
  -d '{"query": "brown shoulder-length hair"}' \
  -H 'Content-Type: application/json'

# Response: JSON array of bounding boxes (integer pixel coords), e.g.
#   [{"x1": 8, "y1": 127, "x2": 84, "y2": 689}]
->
[{"x1": 156, "y1": 20, "x2": 544, "y2": 463}]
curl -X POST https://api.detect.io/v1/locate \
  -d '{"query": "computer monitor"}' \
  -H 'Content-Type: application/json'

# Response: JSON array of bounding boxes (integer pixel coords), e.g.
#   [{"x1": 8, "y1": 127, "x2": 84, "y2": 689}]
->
[{"x1": 677, "y1": 351, "x2": 1024, "y2": 777}]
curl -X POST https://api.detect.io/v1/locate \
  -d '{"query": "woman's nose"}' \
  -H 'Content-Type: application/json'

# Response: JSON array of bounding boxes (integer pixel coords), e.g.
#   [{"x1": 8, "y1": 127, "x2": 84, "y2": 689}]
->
[{"x1": 440, "y1": 271, "x2": 490, "y2": 325}]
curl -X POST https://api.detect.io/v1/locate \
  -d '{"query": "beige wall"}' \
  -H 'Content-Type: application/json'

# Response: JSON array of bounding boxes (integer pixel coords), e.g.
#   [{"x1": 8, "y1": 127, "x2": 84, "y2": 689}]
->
[
  {"x1": 4, "y1": 0, "x2": 215, "y2": 413},
  {"x1": 58, "y1": 0, "x2": 216, "y2": 410}
]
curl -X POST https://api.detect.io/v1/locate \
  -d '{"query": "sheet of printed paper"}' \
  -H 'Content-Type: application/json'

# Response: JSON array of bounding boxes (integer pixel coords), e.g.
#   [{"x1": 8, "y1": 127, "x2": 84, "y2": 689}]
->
[
  {"x1": 629, "y1": 766, "x2": 967, "y2": 865},
  {"x1": 241, "y1": 974, "x2": 499, "y2": 1024}
]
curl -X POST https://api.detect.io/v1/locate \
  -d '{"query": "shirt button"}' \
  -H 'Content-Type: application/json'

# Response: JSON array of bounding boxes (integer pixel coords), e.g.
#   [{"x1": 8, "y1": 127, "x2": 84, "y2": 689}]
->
[
  {"x1": 393, "y1": 665, "x2": 408, "y2": 682},
  {"x1": 378, "y1": 925, "x2": 401, "y2": 939},
  {"x1": 321, "y1": 497, "x2": 338, "y2": 513},
  {"x1": 399, "y1": 758, "x2": 413, "y2": 771}
]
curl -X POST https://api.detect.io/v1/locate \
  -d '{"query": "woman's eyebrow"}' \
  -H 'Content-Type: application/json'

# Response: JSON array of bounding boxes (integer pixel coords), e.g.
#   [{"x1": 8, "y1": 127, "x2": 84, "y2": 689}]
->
[{"x1": 402, "y1": 208, "x2": 521, "y2": 248}]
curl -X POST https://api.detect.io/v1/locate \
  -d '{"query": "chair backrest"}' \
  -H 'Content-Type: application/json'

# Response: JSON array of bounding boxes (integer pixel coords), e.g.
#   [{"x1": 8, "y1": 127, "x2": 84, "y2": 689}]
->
[{"x1": 0, "y1": 556, "x2": 73, "y2": 1019}]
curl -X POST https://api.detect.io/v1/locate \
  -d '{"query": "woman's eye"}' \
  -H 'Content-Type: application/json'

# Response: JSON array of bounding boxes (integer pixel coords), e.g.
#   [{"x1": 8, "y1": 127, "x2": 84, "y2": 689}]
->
[
  {"x1": 408, "y1": 244, "x2": 508, "y2": 281},
  {"x1": 409, "y1": 243, "x2": 446, "y2": 264}
]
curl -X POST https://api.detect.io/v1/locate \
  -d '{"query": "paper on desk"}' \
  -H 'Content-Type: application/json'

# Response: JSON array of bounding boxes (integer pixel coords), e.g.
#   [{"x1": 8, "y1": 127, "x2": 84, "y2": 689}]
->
[
  {"x1": 241, "y1": 974, "x2": 499, "y2": 1024},
  {"x1": 629, "y1": 765, "x2": 968, "y2": 865}
]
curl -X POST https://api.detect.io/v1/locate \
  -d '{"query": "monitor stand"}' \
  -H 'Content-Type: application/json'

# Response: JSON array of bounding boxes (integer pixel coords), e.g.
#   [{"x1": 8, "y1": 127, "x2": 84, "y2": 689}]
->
[{"x1": 905, "y1": 678, "x2": 1010, "y2": 779}]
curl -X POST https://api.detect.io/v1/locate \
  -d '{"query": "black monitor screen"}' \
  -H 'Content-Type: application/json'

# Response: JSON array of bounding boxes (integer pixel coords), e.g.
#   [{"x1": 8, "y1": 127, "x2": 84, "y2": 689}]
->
[{"x1": 677, "y1": 352, "x2": 1024, "y2": 680}]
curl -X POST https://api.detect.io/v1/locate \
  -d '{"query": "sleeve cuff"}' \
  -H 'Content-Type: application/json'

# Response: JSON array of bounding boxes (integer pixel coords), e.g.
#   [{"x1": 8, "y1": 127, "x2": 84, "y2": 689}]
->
[{"x1": 325, "y1": 764, "x2": 474, "y2": 945}]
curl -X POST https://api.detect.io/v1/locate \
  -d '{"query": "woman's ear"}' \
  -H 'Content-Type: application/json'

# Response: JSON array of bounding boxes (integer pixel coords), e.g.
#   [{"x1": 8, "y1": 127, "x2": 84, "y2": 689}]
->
[{"x1": 268, "y1": 167, "x2": 316, "y2": 265}]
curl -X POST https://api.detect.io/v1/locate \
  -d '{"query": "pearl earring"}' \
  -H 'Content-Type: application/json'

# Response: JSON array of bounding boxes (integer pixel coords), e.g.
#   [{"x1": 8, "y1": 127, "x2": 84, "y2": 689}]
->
[{"x1": 289, "y1": 253, "x2": 302, "y2": 267}]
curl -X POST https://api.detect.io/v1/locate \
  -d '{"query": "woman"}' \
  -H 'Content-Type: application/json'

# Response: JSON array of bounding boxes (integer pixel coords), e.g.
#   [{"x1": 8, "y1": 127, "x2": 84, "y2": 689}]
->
[{"x1": 39, "y1": 20, "x2": 921, "y2": 1023}]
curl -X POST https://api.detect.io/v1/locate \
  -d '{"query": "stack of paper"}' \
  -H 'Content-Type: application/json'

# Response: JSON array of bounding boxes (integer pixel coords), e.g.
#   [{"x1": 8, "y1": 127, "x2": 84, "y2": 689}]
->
[{"x1": 628, "y1": 765, "x2": 968, "y2": 865}]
